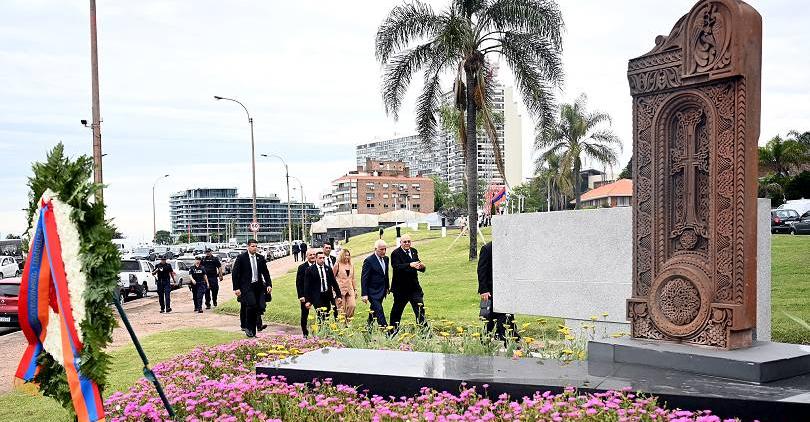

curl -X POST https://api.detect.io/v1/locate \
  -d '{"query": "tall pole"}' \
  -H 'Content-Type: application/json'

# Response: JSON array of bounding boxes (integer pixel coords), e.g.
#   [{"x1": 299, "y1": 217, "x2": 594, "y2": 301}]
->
[
  {"x1": 152, "y1": 174, "x2": 169, "y2": 241},
  {"x1": 291, "y1": 176, "x2": 305, "y2": 243},
  {"x1": 261, "y1": 154, "x2": 292, "y2": 252},
  {"x1": 90, "y1": 0, "x2": 103, "y2": 202},
  {"x1": 214, "y1": 96, "x2": 257, "y2": 238}
]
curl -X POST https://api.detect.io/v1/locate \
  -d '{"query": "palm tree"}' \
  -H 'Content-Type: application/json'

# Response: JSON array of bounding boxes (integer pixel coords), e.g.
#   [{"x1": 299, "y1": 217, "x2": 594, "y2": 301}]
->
[
  {"x1": 534, "y1": 152, "x2": 572, "y2": 211},
  {"x1": 376, "y1": 0, "x2": 564, "y2": 260},
  {"x1": 535, "y1": 93, "x2": 621, "y2": 210},
  {"x1": 759, "y1": 135, "x2": 804, "y2": 177}
]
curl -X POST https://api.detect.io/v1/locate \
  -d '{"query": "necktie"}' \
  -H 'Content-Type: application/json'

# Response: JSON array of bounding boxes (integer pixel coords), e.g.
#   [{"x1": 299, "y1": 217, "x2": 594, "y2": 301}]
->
[
  {"x1": 378, "y1": 256, "x2": 385, "y2": 273},
  {"x1": 407, "y1": 250, "x2": 412, "y2": 260},
  {"x1": 250, "y1": 254, "x2": 258, "y2": 283},
  {"x1": 319, "y1": 265, "x2": 327, "y2": 292}
]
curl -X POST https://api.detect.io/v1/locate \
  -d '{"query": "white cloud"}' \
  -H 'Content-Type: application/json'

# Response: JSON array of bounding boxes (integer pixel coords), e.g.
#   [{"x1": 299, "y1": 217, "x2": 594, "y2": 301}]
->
[{"x1": 1, "y1": 0, "x2": 808, "y2": 239}]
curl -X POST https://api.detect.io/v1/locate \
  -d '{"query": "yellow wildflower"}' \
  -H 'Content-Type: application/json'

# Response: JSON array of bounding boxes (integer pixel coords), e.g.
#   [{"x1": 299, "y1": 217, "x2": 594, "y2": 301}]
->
[
  {"x1": 471, "y1": 332, "x2": 481, "y2": 338},
  {"x1": 256, "y1": 352, "x2": 268, "y2": 358},
  {"x1": 562, "y1": 348, "x2": 574, "y2": 355},
  {"x1": 602, "y1": 312, "x2": 609, "y2": 318},
  {"x1": 456, "y1": 327, "x2": 464, "y2": 334},
  {"x1": 590, "y1": 315, "x2": 598, "y2": 321},
  {"x1": 513, "y1": 349, "x2": 524, "y2": 358},
  {"x1": 440, "y1": 331, "x2": 450, "y2": 337}
]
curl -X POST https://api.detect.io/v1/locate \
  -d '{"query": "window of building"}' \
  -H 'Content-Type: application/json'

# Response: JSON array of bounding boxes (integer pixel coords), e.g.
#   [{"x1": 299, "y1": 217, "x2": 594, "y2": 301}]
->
[
  {"x1": 413, "y1": 204, "x2": 420, "y2": 209},
  {"x1": 384, "y1": 204, "x2": 389, "y2": 208},
  {"x1": 382, "y1": 183, "x2": 388, "y2": 188},
  {"x1": 351, "y1": 204, "x2": 357, "y2": 209},
  {"x1": 383, "y1": 193, "x2": 389, "y2": 199},
  {"x1": 400, "y1": 204, "x2": 406, "y2": 209},
  {"x1": 411, "y1": 183, "x2": 420, "y2": 189},
  {"x1": 412, "y1": 194, "x2": 420, "y2": 199},
  {"x1": 366, "y1": 193, "x2": 374, "y2": 200}
]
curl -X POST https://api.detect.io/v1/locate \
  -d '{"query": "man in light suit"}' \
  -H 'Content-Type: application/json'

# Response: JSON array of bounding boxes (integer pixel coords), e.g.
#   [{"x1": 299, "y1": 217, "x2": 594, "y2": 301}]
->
[
  {"x1": 361, "y1": 239, "x2": 390, "y2": 328},
  {"x1": 389, "y1": 234, "x2": 426, "y2": 330},
  {"x1": 231, "y1": 239, "x2": 272, "y2": 338},
  {"x1": 304, "y1": 251, "x2": 342, "y2": 323},
  {"x1": 296, "y1": 249, "x2": 316, "y2": 336}
]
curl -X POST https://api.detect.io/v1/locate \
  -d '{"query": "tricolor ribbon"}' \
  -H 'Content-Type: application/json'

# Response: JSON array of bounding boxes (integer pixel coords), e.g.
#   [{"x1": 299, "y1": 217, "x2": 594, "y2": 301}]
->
[{"x1": 14, "y1": 200, "x2": 105, "y2": 422}]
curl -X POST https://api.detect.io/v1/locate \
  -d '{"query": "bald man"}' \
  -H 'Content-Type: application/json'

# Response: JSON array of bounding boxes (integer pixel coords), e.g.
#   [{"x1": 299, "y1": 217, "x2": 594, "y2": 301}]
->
[{"x1": 361, "y1": 239, "x2": 390, "y2": 328}]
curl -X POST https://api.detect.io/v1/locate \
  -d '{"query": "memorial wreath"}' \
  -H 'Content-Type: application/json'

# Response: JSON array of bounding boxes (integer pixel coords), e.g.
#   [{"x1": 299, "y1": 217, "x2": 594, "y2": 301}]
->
[{"x1": 15, "y1": 144, "x2": 119, "y2": 422}]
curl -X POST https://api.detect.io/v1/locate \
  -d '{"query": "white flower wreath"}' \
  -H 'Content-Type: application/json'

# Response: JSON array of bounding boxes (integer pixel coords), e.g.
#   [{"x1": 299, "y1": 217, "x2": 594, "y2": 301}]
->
[{"x1": 27, "y1": 189, "x2": 89, "y2": 366}]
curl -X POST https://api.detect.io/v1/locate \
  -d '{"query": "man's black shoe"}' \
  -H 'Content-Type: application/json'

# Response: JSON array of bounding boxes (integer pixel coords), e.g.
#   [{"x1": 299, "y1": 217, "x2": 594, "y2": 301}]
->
[
  {"x1": 197, "y1": 309, "x2": 203, "y2": 313},
  {"x1": 213, "y1": 303, "x2": 217, "y2": 307},
  {"x1": 160, "y1": 309, "x2": 165, "y2": 313},
  {"x1": 245, "y1": 329, "x2": 256, "y2": 338},
  {"x1": 166, "y1": 308, "x2": 172, "y2": 313},
  {"x1": 257, "y1": 324, "x2": 268, "y2": 332},
  {"x1": 206, "y1": 306, "x2": 211, "y2": 310}
]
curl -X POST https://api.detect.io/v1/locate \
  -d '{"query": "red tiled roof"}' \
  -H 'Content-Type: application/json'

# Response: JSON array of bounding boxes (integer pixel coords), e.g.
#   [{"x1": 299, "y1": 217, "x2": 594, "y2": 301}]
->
[{"x1": 578, "y1": 179, "x2": 633, "y2": 202}]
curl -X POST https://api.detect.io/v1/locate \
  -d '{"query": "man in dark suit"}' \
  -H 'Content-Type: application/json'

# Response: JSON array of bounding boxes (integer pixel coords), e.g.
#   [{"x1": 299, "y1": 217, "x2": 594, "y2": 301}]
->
[
  {"x1": 361, "y1": 239, "x2": 390, "y2": 328},
  {"x1": 478, "y1": 241, "x2": 519, "y2": 342},
  {"x1": 389, "y1": 234, "x2": 426, "y2": 330},
  {"x1": 296, "y1": 249, "x2": 317, "y2": 336},
  {"x1": 322, "y1": 242, "x2": 338, "y2": 318},
  {"x1": 303, "y1": 251, "x2": 342, "y2": 323},
  {"x1": 231, "y1": 239, "x2": 272, "y2": 337}
]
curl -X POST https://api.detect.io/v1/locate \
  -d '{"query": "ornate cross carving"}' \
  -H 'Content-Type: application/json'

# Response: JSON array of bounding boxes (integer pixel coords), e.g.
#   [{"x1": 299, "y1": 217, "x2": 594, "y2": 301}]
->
[{"x1": 671, "y1": 109, "x2": 708, "y2": 247}]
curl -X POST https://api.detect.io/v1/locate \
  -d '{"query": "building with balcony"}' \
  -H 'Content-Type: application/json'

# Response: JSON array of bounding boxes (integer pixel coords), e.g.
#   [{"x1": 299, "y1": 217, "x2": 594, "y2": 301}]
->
[
  {"x1": 326, "y1": 160, "x2": 434, "y2": 215},
  {"x1": 169, "y1": 188, "x2": 320, "y2": 243}
]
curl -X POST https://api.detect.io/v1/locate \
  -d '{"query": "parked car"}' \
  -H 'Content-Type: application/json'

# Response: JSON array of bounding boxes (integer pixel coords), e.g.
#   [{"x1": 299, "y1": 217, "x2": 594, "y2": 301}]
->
[
  {"x1": 214, "y1": 252, "x2": 232, "y2": 274},
  {"x1": 771, "y1": 209, "x2": 801, "y2": 234},
  {"x1": 127, "y1": 247, "x2": 157, "y2": 262},
  {"x1": 777, "y1": 199, "x2": 810, "y2": 218},
  {"x1": 167, "y1": 259, "x2": 191, "y2": 288},
  {"x1": 791, "y1": 215, "x2": 810, "y2": 235},
  {"x1": 0, "y1": 277, "x2": 20, "y2": 328},
  {"x1": 118, "y1": 259, "x2": 156, "y2": 301},
  {"x1": 0, "y1": 256, "x2": 21, "y2": 279}
]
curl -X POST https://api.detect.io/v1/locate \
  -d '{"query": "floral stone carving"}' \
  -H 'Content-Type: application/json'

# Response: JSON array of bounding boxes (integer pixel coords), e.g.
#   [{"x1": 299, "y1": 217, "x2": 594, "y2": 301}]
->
[{"x1": 627, "y1": 0, "x2": 761, "y2": 349}]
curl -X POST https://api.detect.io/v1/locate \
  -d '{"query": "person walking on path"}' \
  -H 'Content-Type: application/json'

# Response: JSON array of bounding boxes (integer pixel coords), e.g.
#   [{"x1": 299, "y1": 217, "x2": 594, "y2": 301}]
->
[
  {"x1": 299, "y1": 242, "x2": 308, "y2": 261},
  {"x1": 322, "y1": 242, "x2": 338, "y2": 318},
  {"x1": 477, "y1": 241, "x2": 519, "y2": 342},
  {"x1": 333, "y1": 248, "x2": 357, "y2": 324},
  {"x1": 202, "y1": 248, "x2": 223, "y2": 308},
  {"x1": 232, "y1": 239, "x2": 273, "y2": 337},
  {"x1": 296, "y1": 249, "x2": 317, "y2": 336},
  {"x1": 292, "y1": 242, "x2": 300, "y2": 262},
  {"x1": 151, "y1": 256, "x2": 176, "y2": 313},
  {"x1": 389, "y1": 234, "x2": 427, "y2": 331},
  {"x1": 303, "y1": 251, "x2": 342, "y2": 324},
  {"x1": 361, "y1": 239, "x2": 390, "y2": 329},
  {"x1": 189, "y1": 257, "x2": 208, "y2": 313}
]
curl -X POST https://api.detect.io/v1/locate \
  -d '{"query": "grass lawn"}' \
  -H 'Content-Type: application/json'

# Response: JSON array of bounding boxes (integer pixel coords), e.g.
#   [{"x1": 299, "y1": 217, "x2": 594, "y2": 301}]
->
[
  {"x1": 219, "y1": 226, "x2": 561, "y2": 337},
  {"x1": 0, "y1": 328, "x2": 241, "y2": 422},
  {"x1": 770, "y1": 234, "x2": 810, "y2": 344},
  {"x1": 221, "y1": 227, "x2": 810, "y2": 344}
]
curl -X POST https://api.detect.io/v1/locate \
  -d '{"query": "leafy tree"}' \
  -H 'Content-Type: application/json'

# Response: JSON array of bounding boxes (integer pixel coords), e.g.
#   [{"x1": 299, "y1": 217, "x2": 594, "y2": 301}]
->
[
  {"x1": 153, "y1": 230, "x2": 172, "y2": 245},
  {"x1": 785, "y1": 171, "x2": 810, "y2": 201},
  {"x1": 759, "y1": 135, "x2": 805, "y2": 177},
  {"x1": 534, "y1": 151, "x2": 572, "y2": 211},
  {"x1": 111, "y1": 228, "x2": 125, "y2": 239},
  {"x1": 376, "y1": 0, "x2": 564, "y2": 260},
  {"x1": 758, "y1": 182, "x2": 785, "y2": 208},
  {"x1": 5, "y1": 233, "x2": 20, "y2": 239},
  {"x1": 176, "y1": 233, "x2": 196, "y2": 244},
  {"x1": 430, "y1": 175, "x2": 451, "y2": 210},
  {"x1": 618, "y1": 157, "x2": 633, "y2": 180},
  {"x1": 536, "y1": 93, "x2": 621, "y2": 209},
  {"x1": 510, "y1": 177, "x2": 545, "y2": 212}
]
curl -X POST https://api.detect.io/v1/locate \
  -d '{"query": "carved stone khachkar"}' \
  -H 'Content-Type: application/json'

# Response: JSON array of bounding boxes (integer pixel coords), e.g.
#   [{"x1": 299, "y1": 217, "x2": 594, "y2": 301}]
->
[{"x1": 627, "y1": 0, "x2": 761, "y2": 349}]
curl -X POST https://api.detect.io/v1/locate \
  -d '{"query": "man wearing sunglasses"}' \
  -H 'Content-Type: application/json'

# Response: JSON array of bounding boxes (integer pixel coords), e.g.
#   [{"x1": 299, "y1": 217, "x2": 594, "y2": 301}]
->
[{"x1": 389, "y1": 233, "x2": 427, "y2": 331}]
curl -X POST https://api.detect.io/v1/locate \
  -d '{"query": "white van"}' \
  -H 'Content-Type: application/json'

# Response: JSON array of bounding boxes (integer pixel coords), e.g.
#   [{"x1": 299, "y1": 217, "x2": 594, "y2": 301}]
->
[{"x1": 778, "y1": 199, "x2": 810, "y2": 218}]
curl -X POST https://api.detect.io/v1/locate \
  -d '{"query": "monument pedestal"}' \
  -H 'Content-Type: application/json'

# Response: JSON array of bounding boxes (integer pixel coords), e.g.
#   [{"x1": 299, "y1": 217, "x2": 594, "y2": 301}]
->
[{"x1": 588, "y1": 337, "x2": 810, "y2": 383}]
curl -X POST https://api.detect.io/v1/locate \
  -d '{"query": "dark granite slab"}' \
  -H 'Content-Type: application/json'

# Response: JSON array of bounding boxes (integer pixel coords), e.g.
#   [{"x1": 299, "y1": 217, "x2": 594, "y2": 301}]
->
[
  {"x1": 589, "y1": 338, "x2": 810, "y2": 383},
  {"x1": 257, "y1": 348, "x2": 810, "y2": 422}
]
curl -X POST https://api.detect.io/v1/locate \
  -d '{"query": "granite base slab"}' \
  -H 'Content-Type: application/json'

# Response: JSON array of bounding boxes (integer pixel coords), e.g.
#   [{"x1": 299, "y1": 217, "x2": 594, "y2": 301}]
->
[
  {"x1": 588, "y1": 337, "x2": 810, "y2": 383},
  {"x1": 257, "y1": 347, "x2": 810, "y2": 422}
]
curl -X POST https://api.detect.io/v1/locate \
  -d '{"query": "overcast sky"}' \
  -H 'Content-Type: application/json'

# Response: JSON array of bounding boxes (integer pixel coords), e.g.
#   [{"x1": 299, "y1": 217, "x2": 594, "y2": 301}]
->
[{"x1": 1, "y1": 0, "x2": 807, "y2": 240}]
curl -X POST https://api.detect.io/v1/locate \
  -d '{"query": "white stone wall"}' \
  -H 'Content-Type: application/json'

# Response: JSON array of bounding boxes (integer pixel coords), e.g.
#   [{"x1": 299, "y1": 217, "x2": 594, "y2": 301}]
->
[{"x1": 492, "y1": 199, "x2": 771, "y2": 340}]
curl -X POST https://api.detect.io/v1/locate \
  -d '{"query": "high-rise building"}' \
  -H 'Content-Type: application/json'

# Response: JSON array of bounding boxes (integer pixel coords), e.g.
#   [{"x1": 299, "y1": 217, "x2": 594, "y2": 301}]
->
[
  {"x1": 356, "y1": 134, "x2": 446, "y2": 178},
  {"x1": 326, "y1": 160, "x2": 434, "y2": 215},
  {"x1": 356, "y1": 77, "x2": 523, "y2": 193},
  {"x1": 169, "y1": 188, "x2": 320, "y2": 243}
]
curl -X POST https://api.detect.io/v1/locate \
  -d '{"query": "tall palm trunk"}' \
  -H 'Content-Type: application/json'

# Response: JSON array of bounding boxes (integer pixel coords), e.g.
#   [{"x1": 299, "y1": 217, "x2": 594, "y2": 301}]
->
[
  {"x1": 573, "y1": 157, "x2": 582, "y2": 210},
  {"x1": 465, "y1": 68, "x2": 478, "y2": 260}
]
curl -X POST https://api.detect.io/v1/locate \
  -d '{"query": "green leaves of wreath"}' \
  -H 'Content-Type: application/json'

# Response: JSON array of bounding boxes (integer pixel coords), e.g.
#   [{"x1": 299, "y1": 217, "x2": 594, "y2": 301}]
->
[{"x1": 24, "y1": 143, "x2": 119, "y2": 416}]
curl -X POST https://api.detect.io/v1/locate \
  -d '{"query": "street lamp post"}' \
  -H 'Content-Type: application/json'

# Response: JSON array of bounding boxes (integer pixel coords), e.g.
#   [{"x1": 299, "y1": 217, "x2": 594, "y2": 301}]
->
[
  {"x1": 152, "y1": 174, "x2": 170, "y2": 241},
  {"x1": 89, "y1": 0, "x2": 103, "y2": 202},
  {"x1": 214, "y1": 96, "x2": 258, "y2": 237},
  {"x1": 290, "y1": 175, "x2": 306, "y2": 243},
  {"x1": 261, "y1": 154, "x2": 292, "y2": 253}
]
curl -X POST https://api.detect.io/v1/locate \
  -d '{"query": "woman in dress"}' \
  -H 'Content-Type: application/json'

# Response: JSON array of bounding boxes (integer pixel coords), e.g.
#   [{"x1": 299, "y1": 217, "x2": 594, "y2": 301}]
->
[{"x1": 333, "y1": 248, "x2": 356, "y2": 324}]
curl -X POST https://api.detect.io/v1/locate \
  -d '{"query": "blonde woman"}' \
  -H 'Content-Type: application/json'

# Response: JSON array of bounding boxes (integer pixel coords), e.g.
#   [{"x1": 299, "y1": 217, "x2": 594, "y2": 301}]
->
[{"x1": 333, "y1": 248, "x2": 357, "y2": 322}]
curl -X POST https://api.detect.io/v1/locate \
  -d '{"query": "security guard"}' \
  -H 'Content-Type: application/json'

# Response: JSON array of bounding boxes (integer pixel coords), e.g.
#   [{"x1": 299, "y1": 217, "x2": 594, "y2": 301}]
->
[
  {"x1": 189, "y1": 257, "x2": 208, "y2": 313},
  {"x1": 151, "y1": 256, "x2": 176, "y2": 313},
  {"x1": 202, "y1": 248, "x2": 223, "y2": 308}
]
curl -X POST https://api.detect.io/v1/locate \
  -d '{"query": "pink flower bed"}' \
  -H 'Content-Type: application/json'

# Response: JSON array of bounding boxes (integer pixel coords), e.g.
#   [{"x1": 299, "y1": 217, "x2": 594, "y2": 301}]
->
[{"x1": 104, "y1": 334, "x2": 738, "y2": 421}]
